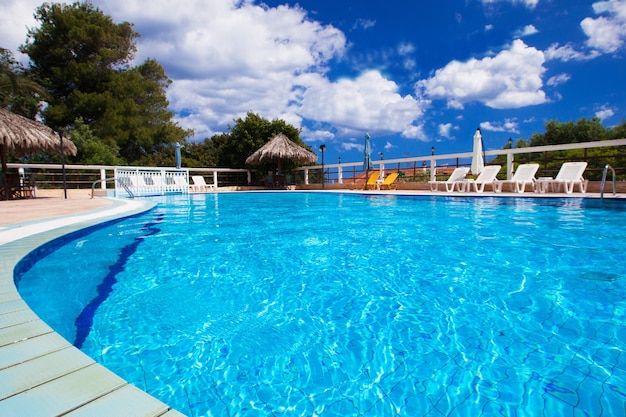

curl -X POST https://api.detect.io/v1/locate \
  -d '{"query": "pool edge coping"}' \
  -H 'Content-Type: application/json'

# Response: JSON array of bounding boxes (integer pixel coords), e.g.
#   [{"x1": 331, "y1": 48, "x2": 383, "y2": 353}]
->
[{"x1": 0, "y1": 197, "x2": 187, "y2": 417}]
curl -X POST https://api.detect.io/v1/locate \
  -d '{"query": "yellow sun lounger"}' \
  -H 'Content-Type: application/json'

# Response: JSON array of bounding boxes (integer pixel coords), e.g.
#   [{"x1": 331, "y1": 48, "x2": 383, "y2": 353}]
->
[
  {"x1": 361, "y1": 172, "x2": 380, "y2": 190},
  {"x1": 377, "y1": 172, "x2": 399, "y2": 190}
]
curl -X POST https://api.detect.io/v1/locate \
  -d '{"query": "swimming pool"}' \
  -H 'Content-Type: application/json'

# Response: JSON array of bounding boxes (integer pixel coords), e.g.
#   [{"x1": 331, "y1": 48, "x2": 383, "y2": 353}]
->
[{"x1": 16, "y1": 193, "x2": 626, "y2": 416}]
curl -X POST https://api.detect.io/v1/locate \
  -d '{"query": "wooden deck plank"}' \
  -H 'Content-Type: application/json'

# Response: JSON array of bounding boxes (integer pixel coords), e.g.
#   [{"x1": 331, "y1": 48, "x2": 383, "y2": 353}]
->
[
  {"x1": 0, "y1": 308, "x2": 39, "y2": 329},
  {"x1": 0, "y1": 319, "x2": 53, "y2": 347},
  {"x1": 161, "y1": 410, "x2": 189, "y2": 417},
  {"x1": 64, "y1": 384, "x2": 172, "y2": 417},
  {"x1": 0, "y1": 292, "x2": 21, "y2": 303},
  {"x1": 0, "y1": 283, "x2": 16, "y2": 294},
  {"x1": 0, "y1": 346, "x2": 94, "y2": 401},
  {"x1": 0, "y1": 363, "x2": 126, "y2": 417},
  {"x1": 0, "y1": 299, "x2": 29, "y2": 315},
  {"x1": 0, "y1": 332, "x2": 70, "y2": 370}
]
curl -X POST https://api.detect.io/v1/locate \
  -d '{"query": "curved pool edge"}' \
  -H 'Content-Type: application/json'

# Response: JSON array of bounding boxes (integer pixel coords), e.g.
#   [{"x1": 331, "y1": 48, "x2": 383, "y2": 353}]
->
[{"x1": 0, "y1": 198, "x2": 187, "y2": 417}]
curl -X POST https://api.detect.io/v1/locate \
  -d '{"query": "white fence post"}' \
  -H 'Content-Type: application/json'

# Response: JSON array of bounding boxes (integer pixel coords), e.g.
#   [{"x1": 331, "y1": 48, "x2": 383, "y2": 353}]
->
[
  {"x1": 506, "y1": 153, "x2": 514, "y2": 180},
  {"x1": 430, "y1": 158, "x2": 437, "y2": 182}
]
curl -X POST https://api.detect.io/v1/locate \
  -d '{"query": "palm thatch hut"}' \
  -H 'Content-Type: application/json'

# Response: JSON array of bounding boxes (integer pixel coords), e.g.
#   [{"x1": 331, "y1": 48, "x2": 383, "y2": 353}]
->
[
  {"x1": 245, "y1": 132, "x2": 317, "y2": 173},
  {"x1": 0, "y1": 107, "x2": 77, "y2": 172}
]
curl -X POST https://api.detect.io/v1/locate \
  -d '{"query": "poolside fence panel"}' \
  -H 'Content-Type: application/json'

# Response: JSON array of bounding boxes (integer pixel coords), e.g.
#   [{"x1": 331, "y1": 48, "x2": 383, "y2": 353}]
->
[{"x1": 114, "y1": 168, "x2": 189, "y2": 197}]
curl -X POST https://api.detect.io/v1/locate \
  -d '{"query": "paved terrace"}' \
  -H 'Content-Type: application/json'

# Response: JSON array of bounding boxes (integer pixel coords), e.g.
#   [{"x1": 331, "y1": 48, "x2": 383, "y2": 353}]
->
[
  {"x1": 0, "y1": 190, "x2": 185, "y2": 417},
  {"x1": 0, "y1": 188, "x2": 624, "y2": 416}
]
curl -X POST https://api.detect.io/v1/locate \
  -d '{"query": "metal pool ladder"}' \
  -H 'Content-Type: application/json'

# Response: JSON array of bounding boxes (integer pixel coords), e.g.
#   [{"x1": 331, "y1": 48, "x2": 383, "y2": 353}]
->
[
  {"x1": 600, "y1": 164, "x2": 616, "y2": 200},
  {"x1": 91, "y1": 177, "x2": 135, "y2": 199}
]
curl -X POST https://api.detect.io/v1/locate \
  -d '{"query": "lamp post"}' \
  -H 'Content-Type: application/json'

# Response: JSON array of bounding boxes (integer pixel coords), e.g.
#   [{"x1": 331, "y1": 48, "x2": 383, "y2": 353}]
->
[
  {"x1": 337, "y1": 156, "x2": 342, "y2": 184},
  {"x1": 379, "y1": 152, "x2": 384, "y2": 180},
  {"x1": 507, "y1": 138, "x2": 514, "y2": 180},
  {"x1": 430, "y1": 146, "x2": 436, "y2": 183},
  {"x1": 319, "y1": 144, "x2": 326, "y2": 189}
]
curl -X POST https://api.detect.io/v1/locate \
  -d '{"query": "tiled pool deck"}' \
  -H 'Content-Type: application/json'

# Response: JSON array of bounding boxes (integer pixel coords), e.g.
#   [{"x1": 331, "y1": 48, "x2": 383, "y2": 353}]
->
[
  {"x1": 0, "y1": 189, "x2": 624, "y2": 416},
  {"x1": 0, "y1": 196, "x2": 186, "y2": 417}
]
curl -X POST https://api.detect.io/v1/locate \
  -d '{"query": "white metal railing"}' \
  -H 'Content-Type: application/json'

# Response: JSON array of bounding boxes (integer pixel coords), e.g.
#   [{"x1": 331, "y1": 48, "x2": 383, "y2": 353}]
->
[
  {"x1": 5, "y1": 163, "x2": 250, "y2": 190},
  {"x1": 114, "y1": 167, "x2": 189, "y2": 197},
  {"x1": 6, "y1": 138, "x2": 626, "y2": 188},
  {"x1": 300, "y1": 138, "x2": 626, "y2": 184}
]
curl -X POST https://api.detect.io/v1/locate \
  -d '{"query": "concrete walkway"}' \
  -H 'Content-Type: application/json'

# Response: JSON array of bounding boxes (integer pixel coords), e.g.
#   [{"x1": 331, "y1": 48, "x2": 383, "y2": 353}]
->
[{"x1": 0, "y1": 195, "x2": 186, "y2": 417}]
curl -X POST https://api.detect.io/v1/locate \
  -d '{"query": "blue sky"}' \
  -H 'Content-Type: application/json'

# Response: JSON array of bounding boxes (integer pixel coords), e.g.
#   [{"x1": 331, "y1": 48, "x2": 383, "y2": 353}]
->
[{"x1": 1, "y1": 0, "x2": 625, "y2": 164}]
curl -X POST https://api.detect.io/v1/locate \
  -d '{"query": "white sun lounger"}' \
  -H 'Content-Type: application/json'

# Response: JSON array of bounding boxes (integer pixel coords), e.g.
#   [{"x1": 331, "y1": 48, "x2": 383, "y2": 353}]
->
[
  {"x1": 429, "y1": 167, "x2": 470, "y2": 192},
  {"x1": 536, "y1": 161, "x2": 588, "y2": 194},
  {"x1": 463, "y1": 165, "x2": 501, "y2": 193},
  {"x1": 191, "y1": 175, "x2": 214, "y2": 192},
  {"x1": 494, "y1": 163, "x2": 539, "y2": 193}
]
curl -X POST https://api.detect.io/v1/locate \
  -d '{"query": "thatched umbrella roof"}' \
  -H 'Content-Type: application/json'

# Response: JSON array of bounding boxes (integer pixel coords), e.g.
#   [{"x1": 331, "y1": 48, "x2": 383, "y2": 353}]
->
[
  {"x1": 245, "y1": 133, "x2": 317, "y2": 172},
  {"x1": 0, "y1": 107, "x2": 77, "y2": 172}
]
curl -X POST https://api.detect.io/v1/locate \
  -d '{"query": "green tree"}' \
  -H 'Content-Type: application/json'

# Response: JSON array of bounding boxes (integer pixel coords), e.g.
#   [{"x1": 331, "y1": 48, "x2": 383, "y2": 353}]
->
[
  {"x1": 525, "y1": 118, "x2": 626, "y2": 180},
  {"x1": 186, "y1": 138, "x2": 219, "y2": 168},
  {"x1": 0, "y1": 48, "x2": 50, "y2": 117},
  {"x1": 212, "y1": 111, "x2": 308, "y2": 169},
  {"x1": 530, "y1": 117, "x2": 608, "y2": 146},
  {"x1": 67, "y1": 118, "x2": 124, "y2": 165},
  {"x1": 609, "y1": 120, "x2": 626, "y2": 140},
  {"x1": 20, "y1": 1, "x2": 191, "y2": 164}
]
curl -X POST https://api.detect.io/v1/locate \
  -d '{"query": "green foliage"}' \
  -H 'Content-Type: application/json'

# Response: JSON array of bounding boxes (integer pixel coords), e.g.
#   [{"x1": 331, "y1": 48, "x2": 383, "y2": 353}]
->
[
  {"x1": 19, "y1": 1, "x2": 191, "y2": 164},
  {"x1": 0, "y1": 48, "x2": 50, "y2": 117},
  {"x1": 491, "y1": 118, "x2": 626, "y2": 180},
  {"x1": 186, "y1": 138, "x2": 219, "y2": 168},
  {"x1": 529, "y1": 117, "x2": 608, "y2": 146},
  {"x1": 21, "y1": 2, "x2": 137, "y2": 107},
  {"x1": 212, "y1": 111, "x2": 308, "y2": 169},
  {"x1": 67, "y1": 118, "x2": 124, "y2": 165},
  {"x1": 177, "y1": 112, "x2": 310, "y2": 173}
]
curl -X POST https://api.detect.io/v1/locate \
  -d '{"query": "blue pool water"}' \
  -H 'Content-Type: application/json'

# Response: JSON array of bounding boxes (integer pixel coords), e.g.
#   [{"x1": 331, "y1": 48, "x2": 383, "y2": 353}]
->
[{"x1": 16, "y1": 193, "x2": 626, "y2": 416}]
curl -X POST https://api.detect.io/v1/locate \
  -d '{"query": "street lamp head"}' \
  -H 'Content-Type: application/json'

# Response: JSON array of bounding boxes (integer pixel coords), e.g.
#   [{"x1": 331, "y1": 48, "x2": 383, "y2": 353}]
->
[
  {"x1": 431, "y1": 146, "x2": 435, "y2": 155},
  {"x1": 338, "y1": 157, "x2": 341, "y2": 164},
  {"x1": 379, "y1": 152, "x2": 383, "y2": 159},
  {"x1": 319, "y1": 144, "x2": 326, "y2": 152}
]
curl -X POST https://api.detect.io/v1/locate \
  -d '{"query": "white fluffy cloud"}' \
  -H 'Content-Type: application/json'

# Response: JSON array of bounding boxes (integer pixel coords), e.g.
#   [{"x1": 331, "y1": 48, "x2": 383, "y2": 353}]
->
[
  {"x1": 515, "y1": 24, "x2": 539, "y2": 38},
  {"x1": 595, "y1": 105, "x2": 615, "y2": 120},
  {"x1": 99, "y1": 0, "x2": 428, "y2": 142},
  {"x1": 0, "y1": 0, "x2": 430, "y2": 145},
  {"x1": 101, "y1": 0, "x2": 346, "y2": 79},
  {"x1": 544, "y1": 43, "x2": 599, "y2": 61},
  {"x1": 417, "y1": 39, "x2": 547, "y2": 109},
  {"x1": 546, "y1": 73, "x2": 571, "y2": 87},
  {"x1": 0, "y1": 0, "x2": 44, "y2": 63},
  {"x1": 297, "y1": 70, "x2": 428, "y2": 138},
  {"x1": 438, "y1": 123, "x2": 454, "y2": 138},
  {"x1": 480, "y1": 119, "x2": 520, "y2": 134},
  {"x1": 581, "y1": 0, "x2": 626, "y2": 53},
  {"x1": 481, "y1": 0, "x2": 539, "y2": 9}
]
